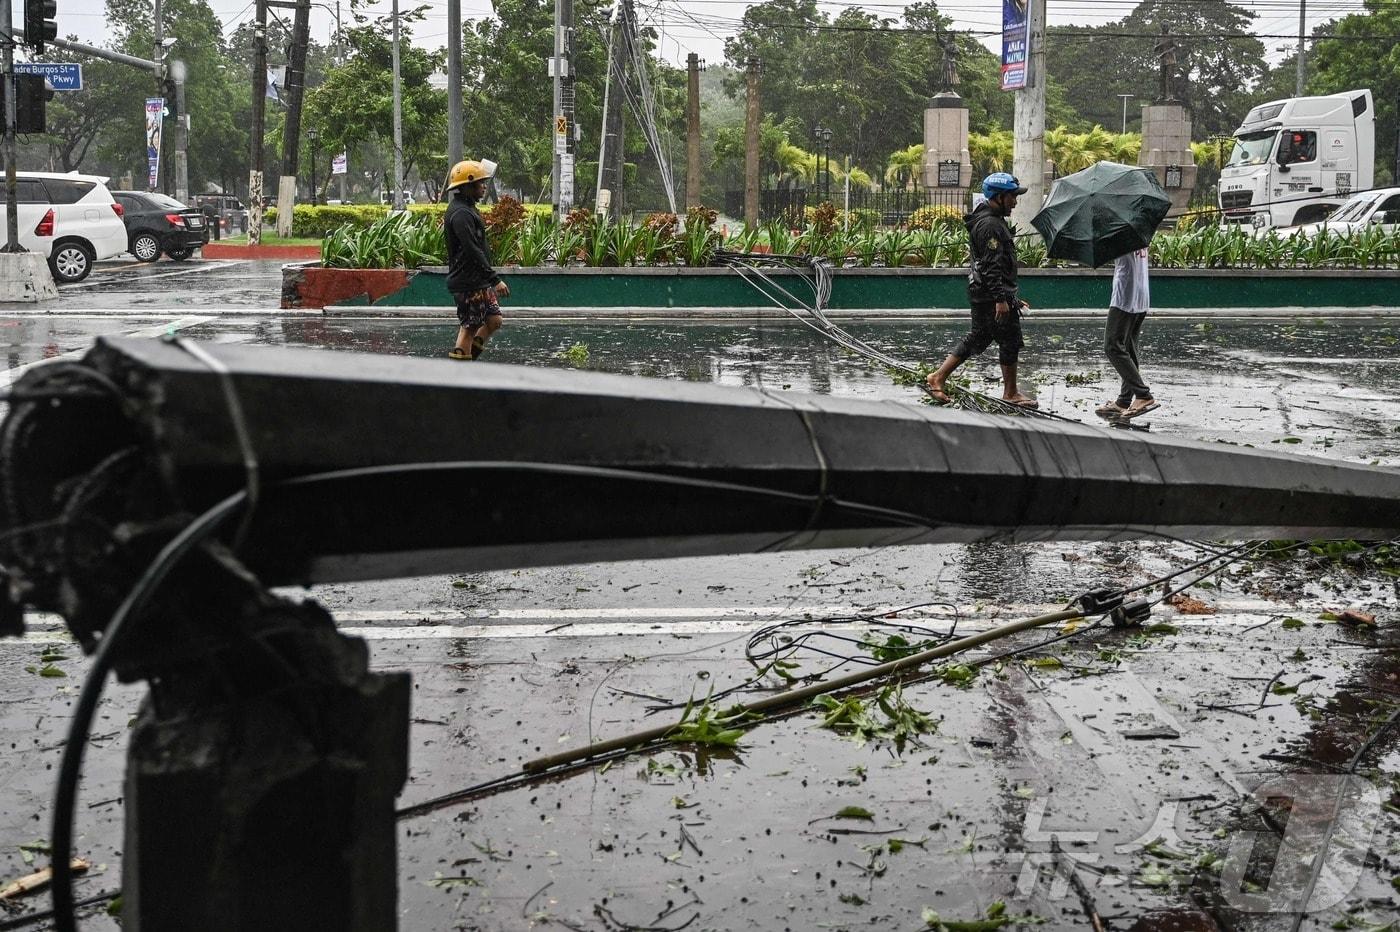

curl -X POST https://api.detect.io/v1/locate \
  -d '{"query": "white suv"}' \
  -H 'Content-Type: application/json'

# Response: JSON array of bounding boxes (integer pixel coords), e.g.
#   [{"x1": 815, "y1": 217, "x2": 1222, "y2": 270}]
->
[{"x1": 0, "y1": 172, "x2": 128, "y2": 283}]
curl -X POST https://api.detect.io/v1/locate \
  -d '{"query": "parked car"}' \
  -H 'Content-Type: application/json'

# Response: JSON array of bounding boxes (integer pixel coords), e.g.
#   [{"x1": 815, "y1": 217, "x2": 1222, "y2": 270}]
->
[
  {"x1": 112, "y1": 191, "x2": 210, "y2": 261},
  {"x1": 0, "y1": 171, "x2": 127, "y2": 283},
  {"x1": 1288, "y1": 187, "x2": 1400, "y2": 238}
]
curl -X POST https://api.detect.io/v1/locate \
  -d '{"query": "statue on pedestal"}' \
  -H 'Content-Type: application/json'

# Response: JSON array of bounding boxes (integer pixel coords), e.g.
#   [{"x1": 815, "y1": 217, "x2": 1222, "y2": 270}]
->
[
  {"x1": 937, "y1": 34, "x2": 960, "y2": 93},
  {"x1": 1153, "y1": 28, "x2": 1180, "y2": 104}
]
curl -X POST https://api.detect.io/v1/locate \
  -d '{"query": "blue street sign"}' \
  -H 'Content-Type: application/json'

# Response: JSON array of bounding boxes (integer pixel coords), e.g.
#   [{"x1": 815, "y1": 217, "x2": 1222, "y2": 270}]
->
[{"x1": 14, "y1": 63, "x2": 83, "y2": 91}]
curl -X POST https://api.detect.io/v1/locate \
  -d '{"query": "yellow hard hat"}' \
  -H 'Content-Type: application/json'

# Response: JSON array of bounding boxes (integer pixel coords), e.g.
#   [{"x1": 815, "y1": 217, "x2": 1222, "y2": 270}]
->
[{"x1": 447, "y1": 158, "x2": 497, "y2": 190}]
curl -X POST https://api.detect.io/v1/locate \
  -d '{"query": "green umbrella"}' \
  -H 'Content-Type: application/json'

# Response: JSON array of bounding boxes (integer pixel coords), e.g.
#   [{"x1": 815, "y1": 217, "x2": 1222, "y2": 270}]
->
[{"x1": 1031, "y1": 161, "x2": 1172, "y2": 268}]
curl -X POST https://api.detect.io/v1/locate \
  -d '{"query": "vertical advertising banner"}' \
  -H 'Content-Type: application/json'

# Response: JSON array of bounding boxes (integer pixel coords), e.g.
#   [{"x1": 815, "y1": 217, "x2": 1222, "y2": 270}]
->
[
  {"x1": 331, "y1": 152, "x2": 348, "y2": 175},
  {"x1": 1000, "y1": 0, "x2": 1033, "y2": 91},
  {"x1": 145, "y1": 98, "x2": 165, "y2": 190}
]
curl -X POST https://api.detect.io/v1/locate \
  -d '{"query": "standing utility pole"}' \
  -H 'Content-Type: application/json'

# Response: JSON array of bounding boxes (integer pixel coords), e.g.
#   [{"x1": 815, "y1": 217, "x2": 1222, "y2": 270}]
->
[
  {"x1": 390, "y1": 0, "x2": 404, "y2": 211},
  {"x1": 595, "y1": 0, "x2": 624, "y2": 218},
  {"x1": 3, "y1": 0, "x2": 19, "y2": 251},
  {"x1": 276, "y1": 0, "x2": 311, "y2": 235},
  {"x1": 171, "y1": 59, "x2": 189, "y2": 203},
  {"x1": 1117, "y1": 93, "x2": 1133, "y2": 134},
  {"x1": 550, "y1": 0, "x2": 575, "y2": 217},
  {"x1": 153, "y1": 0, "x2": 164, "y2": 194},
  {"x1": 249, "y1": 0, "x2": 268, "y2": 244},
  {"x1": 447, "y1": 0, "x2": 461, "y2": 167},
  {"x1": 685, "y1": 52, "x2": 701, "y2": 210},
  {"x1": 1295, "y1": 0, "x2": 1307, "y2": 97},
  {"x1": 1010, "y1": 0, "x2": 1046, "y2": 231},
  {"x1": 743, "y1": 56, "x2": 760, "y2": 226}
]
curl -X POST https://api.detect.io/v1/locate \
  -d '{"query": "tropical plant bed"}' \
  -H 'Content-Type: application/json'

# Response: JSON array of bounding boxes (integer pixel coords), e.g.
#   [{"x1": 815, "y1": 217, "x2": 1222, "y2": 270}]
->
[{"x1": 287, "y1": 264, "x2": 1400, "y2": 312}]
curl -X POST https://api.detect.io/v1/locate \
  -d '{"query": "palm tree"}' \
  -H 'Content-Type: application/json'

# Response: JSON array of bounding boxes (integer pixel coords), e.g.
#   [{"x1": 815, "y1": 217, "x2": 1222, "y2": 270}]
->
[
  {"x1": 884, "y1": 144, "x2": 925, "y2": 192},
  {"x1": 842, "y1": 166, "x2": 874, "y2": 190},
  {"x1": 969, "y1": 131, "x2": 1013, "y2": 179},
  {"x1": 775, "y1": 140, "x2": 817, "y2": 189}
]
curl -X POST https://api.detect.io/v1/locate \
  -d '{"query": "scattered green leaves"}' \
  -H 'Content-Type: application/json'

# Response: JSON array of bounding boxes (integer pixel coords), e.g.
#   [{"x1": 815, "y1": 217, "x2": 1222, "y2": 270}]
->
[{"x1": 665, "y1": 695, "x2": 752, "y2": 748}]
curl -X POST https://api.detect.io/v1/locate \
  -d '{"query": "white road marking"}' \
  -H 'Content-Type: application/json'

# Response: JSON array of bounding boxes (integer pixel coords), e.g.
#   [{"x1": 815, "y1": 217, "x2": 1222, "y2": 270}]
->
[
  {"x1": 69, "y1": 260, "x2": 252, "y2": 288},
  {"x1": 10, "y1": 601, "x2": 1328, "y2": 645},
  {"x1": 0, "y1": 315, "x2": 214, "y2": 389}
]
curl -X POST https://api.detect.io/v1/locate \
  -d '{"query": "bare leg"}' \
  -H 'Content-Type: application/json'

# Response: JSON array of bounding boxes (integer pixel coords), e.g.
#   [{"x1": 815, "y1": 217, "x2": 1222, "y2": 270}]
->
[
  {"x1": 470, "y1": 314, "x2": 503, "y2": 359},
  {"x1": 453, "y1": 326, "x2": 476, "y2": 355},
  {"x1": 1002, "y1": 362, "x2": 1036, "y2": 405},
  {"x1": 925, "y1": 354, "x2": 964, "y2": 401}
]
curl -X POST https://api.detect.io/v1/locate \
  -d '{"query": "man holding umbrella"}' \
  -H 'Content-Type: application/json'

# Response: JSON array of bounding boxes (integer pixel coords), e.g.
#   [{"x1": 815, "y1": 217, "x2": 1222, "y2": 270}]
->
[
  {"x1": 925, "y1": 173, "x2": 1039, "y2": 408},
  {"x1": 1029, "y1": 161, "x2": 1173, "y2": 421},
  {"x1": 1098, "y1": 247, "x2": 1159, "y2": 420}
]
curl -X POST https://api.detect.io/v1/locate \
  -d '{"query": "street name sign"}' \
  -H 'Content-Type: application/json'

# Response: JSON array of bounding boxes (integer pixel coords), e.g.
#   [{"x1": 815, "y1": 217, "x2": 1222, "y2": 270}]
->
[{"x1": 14, "y1": 63, "x2": 82, "y2": 91}]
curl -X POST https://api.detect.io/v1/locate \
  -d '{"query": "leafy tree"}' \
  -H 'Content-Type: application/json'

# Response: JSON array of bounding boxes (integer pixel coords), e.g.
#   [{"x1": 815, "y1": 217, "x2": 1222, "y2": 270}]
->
[
  {"x1": 721, "y1": 0, "x2": 1084, "y2": 185},
  {"x1": 99, "y1": 0, "x2": 249, "y2": 194},
  {"x1": 1305, "y1": 1, "x2": 1399, "y2": 184},
  {"x1": 885, "y1": 144, "x2": 924, "y2": 191},
  {"x1": 26, "y1": 48, "x2": 132, "y2": 173},
  {"x1": 1046, "y1": 0, "x2": 1267, "y2": 139},
  {"x1": 303, "y1": 19, "x2": 446, "y2": 196}
]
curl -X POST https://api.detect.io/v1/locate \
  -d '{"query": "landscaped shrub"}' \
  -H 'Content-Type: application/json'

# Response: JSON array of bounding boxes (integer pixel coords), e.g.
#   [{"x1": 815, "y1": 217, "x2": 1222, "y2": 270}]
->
[
  {"x1": 321, "y1": 211, "x2": 445, "y2": 269},
  {"x1": 319, "y1": 208, "x2": 1400, "y2": 272},
  {"x1": 906, "y1": 204, "x2": 964, "y2": 231}
]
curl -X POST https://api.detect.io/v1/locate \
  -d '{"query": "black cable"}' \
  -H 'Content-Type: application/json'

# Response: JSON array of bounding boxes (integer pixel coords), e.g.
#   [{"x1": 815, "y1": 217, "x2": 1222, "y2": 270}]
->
[
  {"x1": 50, "y1": 489, "x2": 249, "y2": 932},
  {"x1": 1122, "y1": 541, "x2": 1258, "y2": 596}
]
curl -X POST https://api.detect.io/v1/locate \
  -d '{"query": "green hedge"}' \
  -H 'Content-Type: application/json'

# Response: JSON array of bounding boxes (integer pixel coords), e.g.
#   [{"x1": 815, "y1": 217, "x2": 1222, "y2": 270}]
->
[{"x1": 265, "y1": 201, "x2": 550, "y2": 237}]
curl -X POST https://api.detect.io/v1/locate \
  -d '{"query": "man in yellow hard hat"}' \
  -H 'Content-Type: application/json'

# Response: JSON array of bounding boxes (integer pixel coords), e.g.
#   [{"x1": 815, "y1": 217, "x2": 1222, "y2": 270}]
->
[{"x1": 444, "y1": 158, "x2": 508, "y2": 360}]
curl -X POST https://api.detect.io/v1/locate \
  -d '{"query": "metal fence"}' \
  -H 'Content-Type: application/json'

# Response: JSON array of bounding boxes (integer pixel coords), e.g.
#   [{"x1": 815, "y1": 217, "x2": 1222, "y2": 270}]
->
[{"x1": 723, "y1": 187, "x2": 975, "y2": 225}]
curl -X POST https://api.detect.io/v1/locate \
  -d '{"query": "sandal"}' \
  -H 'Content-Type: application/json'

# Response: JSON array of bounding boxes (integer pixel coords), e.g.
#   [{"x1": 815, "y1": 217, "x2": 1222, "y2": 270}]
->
[
  {"x1": 922, "y1": 383, "x2": 953, "y2": 405},
  {"x1": 1006, "y1": 396, "x2": 1040, "y2": 409},
  {"x1": 1123, "y1": 398, "x2": 1159, "y2": 419},
  {"x1": 470, "y1": 335, "x2": 487, "y2": 360},
  {"x1": 448, "y1": 348, "x2": 470, "y2": 361}
]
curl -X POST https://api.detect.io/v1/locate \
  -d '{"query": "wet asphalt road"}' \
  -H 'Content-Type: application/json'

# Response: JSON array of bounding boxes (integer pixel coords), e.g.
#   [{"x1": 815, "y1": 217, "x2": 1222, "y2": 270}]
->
[{"x1": 3, "y1": 260, "x2": 1400, "y2": 930}]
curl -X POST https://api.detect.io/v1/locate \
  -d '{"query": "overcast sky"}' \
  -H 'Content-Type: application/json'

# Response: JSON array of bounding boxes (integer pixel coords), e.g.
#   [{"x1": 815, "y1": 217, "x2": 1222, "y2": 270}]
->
[{"x1": 20, "y1": 0, "x2": 1368, "y2": 68}]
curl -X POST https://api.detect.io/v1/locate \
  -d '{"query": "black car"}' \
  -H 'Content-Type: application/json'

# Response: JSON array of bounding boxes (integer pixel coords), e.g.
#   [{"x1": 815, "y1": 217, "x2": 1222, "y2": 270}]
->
[{"x1": 111, "y1": 191, "x2": 210, "y2": 262}]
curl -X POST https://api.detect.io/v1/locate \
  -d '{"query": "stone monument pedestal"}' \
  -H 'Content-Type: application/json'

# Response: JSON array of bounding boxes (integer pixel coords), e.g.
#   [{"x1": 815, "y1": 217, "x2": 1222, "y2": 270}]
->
[
  {"x1": 921, "y1": 93, "x2": 972, "y2": 192},
  {"x1": 1138, "y1": 103, "x2": 1197, "y2": 217}
]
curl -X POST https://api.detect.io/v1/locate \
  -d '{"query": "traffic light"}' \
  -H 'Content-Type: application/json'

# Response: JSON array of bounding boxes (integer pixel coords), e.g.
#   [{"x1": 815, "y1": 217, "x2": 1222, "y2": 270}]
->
[
  {"x1": 0, "y1": 75, "x2": 48, "y2": 134},
  {"x1": 163, "y1": 79, "x2": 177, "y2": 119},
  {"x1": 24, "y1": 0, "x2": 58, "y2": 54}
]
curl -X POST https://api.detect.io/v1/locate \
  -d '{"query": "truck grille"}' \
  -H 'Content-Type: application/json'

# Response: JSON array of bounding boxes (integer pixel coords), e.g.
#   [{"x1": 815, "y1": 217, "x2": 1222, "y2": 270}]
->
[{"x1": 1221, "y1": 190, "x2": 1253, "y2": 210}]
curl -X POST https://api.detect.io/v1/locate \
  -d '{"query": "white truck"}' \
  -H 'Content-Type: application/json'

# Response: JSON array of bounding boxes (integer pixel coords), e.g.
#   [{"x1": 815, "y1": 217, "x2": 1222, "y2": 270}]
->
[{"x1": 1219, "y1": 89, "x2": 1374, "y2": 228}]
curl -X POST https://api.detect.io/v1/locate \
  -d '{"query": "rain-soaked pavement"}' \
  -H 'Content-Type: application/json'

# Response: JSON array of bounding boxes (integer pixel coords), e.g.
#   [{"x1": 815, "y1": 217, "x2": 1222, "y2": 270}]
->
[{"x1": 3, "y1": 278, "x2": 1400, "y2": 930}]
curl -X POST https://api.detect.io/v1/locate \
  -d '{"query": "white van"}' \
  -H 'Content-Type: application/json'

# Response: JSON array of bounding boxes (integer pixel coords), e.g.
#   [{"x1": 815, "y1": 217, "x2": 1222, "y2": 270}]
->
[{"x1": 0, "y1": 172, "x2": 129, "y2": 282}]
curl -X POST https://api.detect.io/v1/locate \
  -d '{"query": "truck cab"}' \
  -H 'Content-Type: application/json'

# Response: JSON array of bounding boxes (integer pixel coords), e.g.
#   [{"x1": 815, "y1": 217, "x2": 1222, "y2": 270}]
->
[{"x1": 1219, "y1": 89, "x2": 1374, "y2": 229}]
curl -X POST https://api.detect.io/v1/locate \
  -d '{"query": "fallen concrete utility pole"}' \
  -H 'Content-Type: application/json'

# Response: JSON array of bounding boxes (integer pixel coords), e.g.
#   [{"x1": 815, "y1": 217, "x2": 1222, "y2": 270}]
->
[{"x1": 4, "y1": 337, "x2": 1400, "y2": 930}]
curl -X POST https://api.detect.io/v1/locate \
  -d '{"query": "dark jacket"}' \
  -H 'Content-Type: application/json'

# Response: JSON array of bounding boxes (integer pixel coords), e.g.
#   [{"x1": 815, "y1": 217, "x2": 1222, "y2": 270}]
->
[
  {"x1": 444, "y1": 193, "x2": 499, "y2": 294},
  {"x1": 965, "y1": 202, "x2": 1018, "y2": 305}
]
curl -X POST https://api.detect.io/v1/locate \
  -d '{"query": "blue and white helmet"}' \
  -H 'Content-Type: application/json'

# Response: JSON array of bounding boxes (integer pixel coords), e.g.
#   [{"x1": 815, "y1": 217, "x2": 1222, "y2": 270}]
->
[{"x1": 982, "y1": 172, "x2": 1028, "y2": 199}]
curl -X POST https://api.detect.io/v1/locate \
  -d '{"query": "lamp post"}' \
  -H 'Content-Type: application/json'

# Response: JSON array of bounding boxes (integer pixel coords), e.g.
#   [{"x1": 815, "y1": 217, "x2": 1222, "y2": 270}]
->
[
  {"x1": 814, "y1": 125, "x2": 833, "y2": 202},
  {"x1": 1117, "y1": 94, "x2": 1134, "y2": 134},
  {"x1": 307, "y1": 128, "x2": 320, "y2": 206}
]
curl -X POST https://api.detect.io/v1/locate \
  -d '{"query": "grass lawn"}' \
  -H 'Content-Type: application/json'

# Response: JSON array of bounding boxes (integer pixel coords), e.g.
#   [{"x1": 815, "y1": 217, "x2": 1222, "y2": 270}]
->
[{"x1": 216, "y1": 234, "x2": 323, "y2": 247}]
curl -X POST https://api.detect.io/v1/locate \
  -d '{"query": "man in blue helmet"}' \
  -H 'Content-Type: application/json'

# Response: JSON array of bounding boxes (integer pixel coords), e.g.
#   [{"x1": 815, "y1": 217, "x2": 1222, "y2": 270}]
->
[{"x1": 925, "y1": 172, "x2": 1038, "y2": 407}]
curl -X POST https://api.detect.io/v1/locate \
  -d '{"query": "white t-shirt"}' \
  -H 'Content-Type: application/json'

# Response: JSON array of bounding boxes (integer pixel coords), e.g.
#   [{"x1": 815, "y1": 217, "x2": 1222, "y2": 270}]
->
[{"x1": 1110, "y1": 249, "x2": 1150, "y2": 313}]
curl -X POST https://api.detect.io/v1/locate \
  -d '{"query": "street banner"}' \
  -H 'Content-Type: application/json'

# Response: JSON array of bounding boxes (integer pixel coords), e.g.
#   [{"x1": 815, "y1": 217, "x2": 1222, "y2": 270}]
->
[
  {"x1": 145, "y1": 98, "x2": 165, "y2": 191},
  {"x1": 332, "y1": 152, "x2": 347, "y2": 175},
  {"x1": 1000, "y1": 0, "x2": 1033, "y2": 91},
  {"x1": 14, "y1": 63, "x2": 83, "y2": 91}
]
